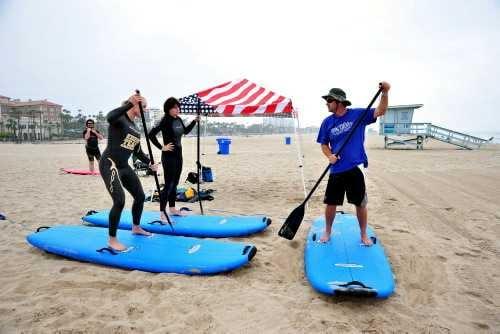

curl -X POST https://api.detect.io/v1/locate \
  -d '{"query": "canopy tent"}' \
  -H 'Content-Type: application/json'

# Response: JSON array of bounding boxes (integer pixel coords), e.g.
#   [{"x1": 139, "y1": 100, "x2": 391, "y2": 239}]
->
[
  {"x1": 178, "y1": 78, "x2": 306, "y2": 214},
  {"x1": 179, "y1": 78, "x2": 294, "y2": 117}
]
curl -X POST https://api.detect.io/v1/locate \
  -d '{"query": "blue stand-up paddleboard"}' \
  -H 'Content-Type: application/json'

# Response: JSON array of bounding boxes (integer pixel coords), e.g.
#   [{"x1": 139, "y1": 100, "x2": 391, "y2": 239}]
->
[
  {"x1": 82, "y1": 209, "x2": 271, "y2": 238},
  {"x1": 27, "y1": 226, "x2": 257, "y2": 274},
  {"x1": 305, "y1": 212, "x2": 395, "y2": 298}
]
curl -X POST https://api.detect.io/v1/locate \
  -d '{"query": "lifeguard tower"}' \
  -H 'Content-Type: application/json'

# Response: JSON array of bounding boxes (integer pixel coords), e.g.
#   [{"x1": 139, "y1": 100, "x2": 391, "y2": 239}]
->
[{"x1": 379, "y1": 104, "x2": 492, "y2": 150}]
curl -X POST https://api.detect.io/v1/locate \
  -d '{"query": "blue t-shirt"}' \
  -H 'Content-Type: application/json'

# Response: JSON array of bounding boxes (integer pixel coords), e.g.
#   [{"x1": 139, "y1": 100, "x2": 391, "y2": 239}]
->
[{"x1": 316, "y1": 108, "x2": 376, "y2": 174}]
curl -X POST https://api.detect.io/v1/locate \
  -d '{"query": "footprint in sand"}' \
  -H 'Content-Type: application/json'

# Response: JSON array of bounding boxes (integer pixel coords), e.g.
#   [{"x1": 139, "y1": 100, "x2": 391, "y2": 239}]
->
[
  {"x1": 472, "y1": 322, "x2": 490, "y2": 330},
  {"x1": 392, "y1": 228, "x2": 410, "y2": 234},
  {"x1": 59, "y1": 266, "x2": 80, "y2": 274},
  {"x1": 454, "y1": 251, "x2": 480, "y2": 258}
]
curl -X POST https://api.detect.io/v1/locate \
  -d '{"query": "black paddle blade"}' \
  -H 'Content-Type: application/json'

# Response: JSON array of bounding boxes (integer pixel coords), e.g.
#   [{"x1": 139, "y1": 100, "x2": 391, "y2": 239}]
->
[{"x1": 278, "y1": 203, "x2": 306, "y2": 240}]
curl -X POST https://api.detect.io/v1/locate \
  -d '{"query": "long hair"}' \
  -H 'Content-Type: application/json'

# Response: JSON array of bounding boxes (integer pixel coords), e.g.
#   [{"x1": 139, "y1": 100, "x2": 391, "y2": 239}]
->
[{"x1": 163, "y1": 97, "x2": 180, "y2": 115}]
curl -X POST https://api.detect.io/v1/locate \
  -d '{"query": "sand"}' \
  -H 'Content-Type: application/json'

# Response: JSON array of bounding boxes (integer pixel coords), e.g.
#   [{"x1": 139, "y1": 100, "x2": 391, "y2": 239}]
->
[{"x1": 0, "y1": 134, "x2": 499, "y2": 333}]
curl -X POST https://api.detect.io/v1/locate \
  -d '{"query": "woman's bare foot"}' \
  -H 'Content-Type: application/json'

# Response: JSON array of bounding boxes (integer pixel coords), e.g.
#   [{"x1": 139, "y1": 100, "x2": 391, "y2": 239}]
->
[
  {"x1": 361, "y1": 234, "x2": 373, "y2": 246},
  {"x1": 131, "y1": 225, "x2": 152, "y2": 236},
  {"x1": 108, "y1": 237, "x2": 127, "y2": 251}
]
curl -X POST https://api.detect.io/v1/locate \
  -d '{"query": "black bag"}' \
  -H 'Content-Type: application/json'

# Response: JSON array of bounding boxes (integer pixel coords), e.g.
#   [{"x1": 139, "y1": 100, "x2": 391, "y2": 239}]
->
[{"x1": 186, "y1": 172, "x2": 198, "y2": 184}]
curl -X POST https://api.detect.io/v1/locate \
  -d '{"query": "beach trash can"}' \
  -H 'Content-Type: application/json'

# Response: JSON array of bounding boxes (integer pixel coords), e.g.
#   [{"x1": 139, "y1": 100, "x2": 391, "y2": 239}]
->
[
  {"x1": 216, "y1": 138, "x2": 231, "y2": 155},
  {"x1": 285, "y1": 136, "x2": 291, "y2": 145}
]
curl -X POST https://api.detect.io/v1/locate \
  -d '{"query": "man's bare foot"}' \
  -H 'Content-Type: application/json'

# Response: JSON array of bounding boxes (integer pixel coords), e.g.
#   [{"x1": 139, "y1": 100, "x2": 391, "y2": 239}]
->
[
  {"x1": 108, "y1": 238, "x2": 127, "y2": 251},
  {"x1": 132, "y1": 225, "x2": 152, "y2": 236},
  {"x1": 361, "y1": 234, "x2": 373, "y2": 246},
  {"x1": 169, "y1": 208, "x2": 187, "y2": 216},
  {"x1": 319, "y1": 231, "x2": 332, "y2": 243}
]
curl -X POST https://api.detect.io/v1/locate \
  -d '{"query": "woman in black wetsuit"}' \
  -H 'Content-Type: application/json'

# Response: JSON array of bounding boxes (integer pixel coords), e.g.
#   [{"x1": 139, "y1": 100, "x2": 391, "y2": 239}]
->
[
  {"x1": 83, "y1": 119, "x2": 104, "y2": 174},
  {"x1": 99, "y1": 93, "x2": 158, "y2": 251},
  {"x1": 148, "y1": 97, "x2": 199, "y2": 222}
]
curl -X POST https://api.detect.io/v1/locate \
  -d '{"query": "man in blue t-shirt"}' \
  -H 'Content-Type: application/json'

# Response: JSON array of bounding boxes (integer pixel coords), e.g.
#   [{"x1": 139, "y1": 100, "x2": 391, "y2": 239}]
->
[{"x1": 316, "y1": 82, "x2": 390, "y2": 245}]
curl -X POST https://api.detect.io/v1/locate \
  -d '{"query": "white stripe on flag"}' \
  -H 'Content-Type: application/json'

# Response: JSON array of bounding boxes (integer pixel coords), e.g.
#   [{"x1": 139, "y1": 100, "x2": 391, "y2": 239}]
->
[
  {"x1": 208, "y1": 80, "x2": 254, "y2": 106},
  {"x1": 253, "y1": 104, "x2": 268, "y2": 114},
  {"x1": 224, "y1": 85, "x2": 262, "y2": 106},
  {"x1": 201, "y1": 79, "x2": 240, "y2": 101},
  {"x1": 275, "y1": 99, "x2": 291, "y2": 114}
]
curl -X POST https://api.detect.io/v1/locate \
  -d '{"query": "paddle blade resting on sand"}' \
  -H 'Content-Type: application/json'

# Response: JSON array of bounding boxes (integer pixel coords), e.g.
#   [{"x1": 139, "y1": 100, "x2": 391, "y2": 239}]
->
[
  {"x1": 278, "y1": 165, "x2": 329, "y2": 240},
  {"x1": 278, "y1": 203, "x2": 305, "y2": 240}
]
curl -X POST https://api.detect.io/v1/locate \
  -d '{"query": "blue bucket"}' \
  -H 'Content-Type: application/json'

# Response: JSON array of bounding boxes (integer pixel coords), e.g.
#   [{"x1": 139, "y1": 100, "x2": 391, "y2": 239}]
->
[
  {"x1": 285, "y1": 136, "x2": 291, "y2": 145},
  {"x1": 216, "y1": 138, "x2": 231, "y2": 155},
  {"x1": 202, "y1": 166, "x2": 214, "y2": 182}
]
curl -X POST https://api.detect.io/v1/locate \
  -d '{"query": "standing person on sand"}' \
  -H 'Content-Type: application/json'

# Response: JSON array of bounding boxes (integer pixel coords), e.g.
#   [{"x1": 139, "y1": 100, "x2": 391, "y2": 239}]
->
[
  {"x1": 99, "y1": 92, "x2": 159, "y2": 251},
  {"x1": 83, "y1": 119, "x2": 104, "y2": 173},
  {"x1": 148, "y1": 97, "x2": 199, "y2": 222},
  {"x1": 316, "y1": 82, "x2": 391, "y2": 245}
]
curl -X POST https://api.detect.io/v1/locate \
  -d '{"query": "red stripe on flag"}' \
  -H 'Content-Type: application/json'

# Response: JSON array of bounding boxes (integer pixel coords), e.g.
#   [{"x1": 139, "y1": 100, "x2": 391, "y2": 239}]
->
[
  {"x1": 271, "y1": 95, "x2": 286, "y2": 104},
  {"x1": 238, "y1": 87, "x2": 266, "y2": 105},
  {"x1": 240, "y1": 105, "x2": 260, "y2": 115},
  {"x1": 221, "y1": 105, "x2": 235, "y2": 115},
  {"x1": 198, "y1": 81, "x2": 231, "y2": 98},
  {"x1": 282, "y1": 102, "x2": 293, "y2": 114},
  {"x1": 264, "y1": 103, "x2": 278, "y2": 114},
  {"x1": 217, "y1": 83, "x2": 256, "y2": 105},
  {"x1": 205, "y1": 79, "x2": 248, "y2": 104},
  {"x1": 256, "y1": 91, "x2": 275, "y2": 105}
]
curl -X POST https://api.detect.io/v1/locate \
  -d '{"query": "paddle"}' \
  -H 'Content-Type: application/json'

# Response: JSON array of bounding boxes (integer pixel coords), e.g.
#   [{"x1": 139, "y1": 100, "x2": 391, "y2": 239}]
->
[
  {"x1": 278, "y1": 85, "x2": 383, "y2": 240},
  {"x1": 135, "y1": 89, "x2": 174, "y2": 230}
]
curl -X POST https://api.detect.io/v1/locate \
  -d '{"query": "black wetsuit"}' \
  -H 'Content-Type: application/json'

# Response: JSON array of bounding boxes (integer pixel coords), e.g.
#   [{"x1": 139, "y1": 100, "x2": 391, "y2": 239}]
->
[
  {"x1": 99, "y1": 102, "x2": 150, "y2": 237},
  {"x1": 148, "y1": 116, "x2": 195, "y2": 210},
  {"x1": 83, "y1": 128, "x2": 101, "y2": 161}
]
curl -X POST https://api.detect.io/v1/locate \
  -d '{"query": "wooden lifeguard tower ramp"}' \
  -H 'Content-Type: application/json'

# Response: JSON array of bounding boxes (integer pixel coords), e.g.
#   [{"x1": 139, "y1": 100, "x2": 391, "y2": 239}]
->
[{"x1": 379, "y1": 104, "x2": 493, "y2": 150}]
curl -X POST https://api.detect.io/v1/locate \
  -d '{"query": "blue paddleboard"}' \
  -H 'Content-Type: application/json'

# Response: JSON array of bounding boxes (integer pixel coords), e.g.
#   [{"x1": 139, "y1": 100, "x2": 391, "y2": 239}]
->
[
  {"x1": 27, "y1": 225, "x2": 257, "y2": 274},
  {"x1": 82, "y1": 209, "x2": 271, "y2": 238},
  {"x1": 305, "y1": 213, "x2": 395, "y2": 298}
]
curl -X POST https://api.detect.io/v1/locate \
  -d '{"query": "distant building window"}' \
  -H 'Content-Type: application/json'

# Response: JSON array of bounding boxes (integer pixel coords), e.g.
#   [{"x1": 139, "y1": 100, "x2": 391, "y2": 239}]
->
[{"x1": 400, "y1": 111, "x2": 410, "y2": 122}]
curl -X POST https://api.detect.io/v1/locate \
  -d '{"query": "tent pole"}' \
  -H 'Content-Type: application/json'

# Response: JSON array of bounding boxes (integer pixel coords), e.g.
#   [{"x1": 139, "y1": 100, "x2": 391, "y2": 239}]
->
[
  {"x1": 197, "y1": 99, "x2": 204, "y2": 215},
  {"x1": 292, "y1": 109, "x2": 307, "y2": 204}
]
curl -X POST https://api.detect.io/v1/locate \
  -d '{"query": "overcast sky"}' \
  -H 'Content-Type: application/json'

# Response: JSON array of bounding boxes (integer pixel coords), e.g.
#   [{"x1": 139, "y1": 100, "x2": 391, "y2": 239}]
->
[{"x1": 1, "y1": 0, "x2": 499, "y2": 132}]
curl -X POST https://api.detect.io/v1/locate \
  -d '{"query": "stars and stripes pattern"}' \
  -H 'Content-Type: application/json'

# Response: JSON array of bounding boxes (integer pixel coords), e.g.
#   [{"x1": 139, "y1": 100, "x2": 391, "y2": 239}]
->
[{"x1": 179, "y1": 79, "x2": 294, "y2": 117}]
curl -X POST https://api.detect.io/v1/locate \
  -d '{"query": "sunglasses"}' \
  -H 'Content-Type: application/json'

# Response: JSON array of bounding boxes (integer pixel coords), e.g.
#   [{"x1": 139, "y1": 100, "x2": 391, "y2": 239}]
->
[{"x1": 326, "y1": 98, "x2": 338, "y2": 104}]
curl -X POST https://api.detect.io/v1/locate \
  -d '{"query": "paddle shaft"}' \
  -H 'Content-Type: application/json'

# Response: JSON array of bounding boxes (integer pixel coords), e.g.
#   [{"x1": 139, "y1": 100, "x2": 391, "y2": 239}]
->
[
  {"x1": 300, "y1": 86, "x2": 383, "y2": 207},
  {"x1": 135, "y1": 90, "x2": 173, "y2": 228}
]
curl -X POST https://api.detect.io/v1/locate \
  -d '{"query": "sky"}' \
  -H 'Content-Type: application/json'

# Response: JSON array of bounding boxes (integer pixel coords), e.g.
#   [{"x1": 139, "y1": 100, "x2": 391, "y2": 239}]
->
[{"x1": 1, "y1": 0, "x2": 499, "y2": 132}]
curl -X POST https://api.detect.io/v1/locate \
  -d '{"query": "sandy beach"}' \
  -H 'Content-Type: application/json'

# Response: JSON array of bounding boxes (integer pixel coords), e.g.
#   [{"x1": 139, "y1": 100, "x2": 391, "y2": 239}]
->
[{"x1": 0, "y1": 134, "x2": 499, "y2": 333}]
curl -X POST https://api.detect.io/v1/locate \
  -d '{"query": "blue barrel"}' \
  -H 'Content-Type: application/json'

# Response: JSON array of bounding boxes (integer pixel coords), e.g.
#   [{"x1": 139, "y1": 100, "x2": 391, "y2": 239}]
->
[
  {"x1": 285, "y1": 136, "x2": 291, "y2": 145},
  {"x1": 216, "y1": 138, "x2": 231, "y2": 155}
]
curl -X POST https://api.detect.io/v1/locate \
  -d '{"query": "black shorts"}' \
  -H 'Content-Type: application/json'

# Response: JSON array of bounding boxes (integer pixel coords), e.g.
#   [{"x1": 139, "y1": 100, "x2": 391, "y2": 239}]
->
[
  {"x1": 324, "y1": 166, "x2": 366, "y2": 206},
  {"x1": 86, "y1": 147, "x2": 101, "y2": 161}
]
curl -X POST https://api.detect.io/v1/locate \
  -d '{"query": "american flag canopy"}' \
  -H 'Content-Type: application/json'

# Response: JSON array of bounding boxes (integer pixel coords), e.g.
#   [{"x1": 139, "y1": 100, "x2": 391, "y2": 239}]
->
[{"x1": 179, "y1": 79, "x2": 294, "y2": 117}]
